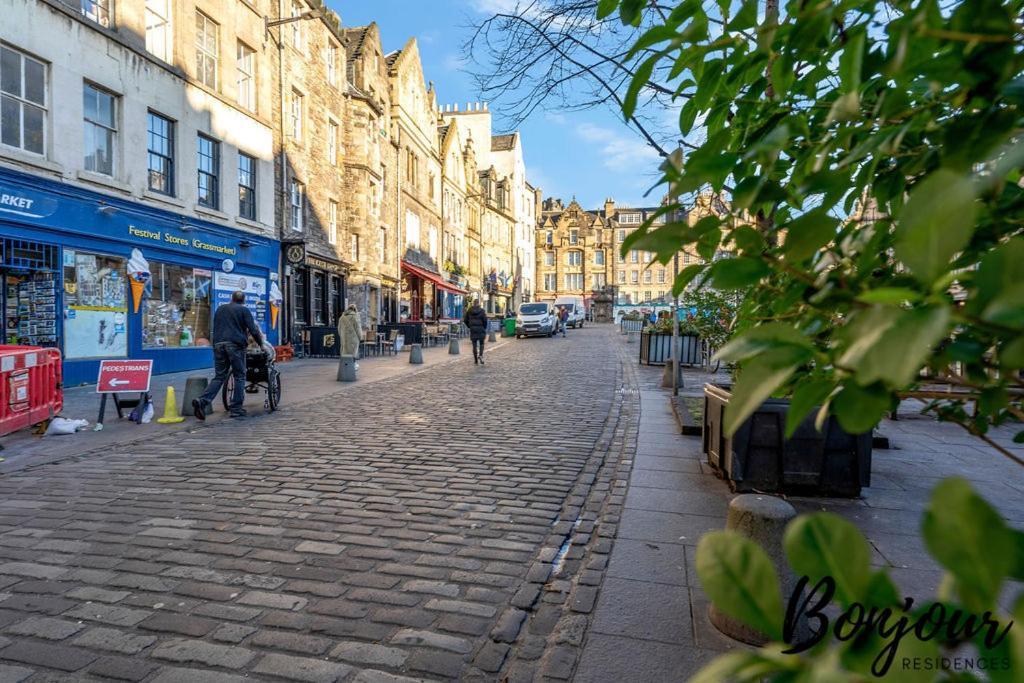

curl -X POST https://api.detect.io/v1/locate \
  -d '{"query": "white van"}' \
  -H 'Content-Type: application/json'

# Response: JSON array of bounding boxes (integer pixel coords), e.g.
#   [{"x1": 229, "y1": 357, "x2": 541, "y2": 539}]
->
[
  {"x1": 554, "y1": 296, "x2": 586, "y2": 328},
  {"x1": 515, "y1": 302, "x2": 557, "y2": 338}
]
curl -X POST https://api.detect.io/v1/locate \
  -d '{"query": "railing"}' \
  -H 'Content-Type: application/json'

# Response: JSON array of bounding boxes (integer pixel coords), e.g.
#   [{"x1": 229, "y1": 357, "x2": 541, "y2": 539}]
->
[
  {"x1": 638, "y1": 332, "x2": 703, "y2": 366},
  {"x1": 619, "y1": 319, "x2": 645, "y2": 333}
]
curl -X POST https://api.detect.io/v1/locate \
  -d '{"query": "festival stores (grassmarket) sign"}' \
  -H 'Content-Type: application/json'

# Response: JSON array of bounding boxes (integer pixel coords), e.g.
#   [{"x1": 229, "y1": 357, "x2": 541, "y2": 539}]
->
[{"x1": 128, "y1": 225, "x2": 238, "y2": 257}]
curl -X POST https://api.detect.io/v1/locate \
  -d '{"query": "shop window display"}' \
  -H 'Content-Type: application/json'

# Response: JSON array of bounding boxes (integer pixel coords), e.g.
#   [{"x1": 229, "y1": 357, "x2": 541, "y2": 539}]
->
[
  {"x1": 143, "y1": 263, "x2": 212, "y2": 348},
  {"x1": 63, "y1": 251, "x2": 127, "y2": 358}
]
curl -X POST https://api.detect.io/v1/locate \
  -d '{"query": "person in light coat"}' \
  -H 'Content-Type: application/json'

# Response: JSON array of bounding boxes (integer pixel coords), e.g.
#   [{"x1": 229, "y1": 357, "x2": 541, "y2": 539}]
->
[{"x1": 338, "y1": 304, "x2": 363, "y2": 363}]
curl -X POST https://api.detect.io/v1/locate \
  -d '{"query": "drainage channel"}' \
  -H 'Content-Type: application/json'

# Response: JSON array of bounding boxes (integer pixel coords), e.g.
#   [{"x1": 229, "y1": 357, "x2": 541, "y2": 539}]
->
[{"x1": 550, "y1": 516, "x2": 583, "y2": 577}]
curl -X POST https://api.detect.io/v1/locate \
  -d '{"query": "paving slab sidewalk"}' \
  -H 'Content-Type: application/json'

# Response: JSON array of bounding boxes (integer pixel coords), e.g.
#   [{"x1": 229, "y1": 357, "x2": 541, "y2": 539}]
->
[
  {"x1": 0, "y1": 339, "x2": 509, "y2": 475},
  {"x1": 576, "y1": 343, "x2": 1024, "y2": 682}
]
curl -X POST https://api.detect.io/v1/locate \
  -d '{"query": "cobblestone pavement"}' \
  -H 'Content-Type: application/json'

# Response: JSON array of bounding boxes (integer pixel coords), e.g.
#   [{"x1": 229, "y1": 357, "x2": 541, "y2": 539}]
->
[{"x1": 0, "y1": 325, "x2": 641, "y2": 682}]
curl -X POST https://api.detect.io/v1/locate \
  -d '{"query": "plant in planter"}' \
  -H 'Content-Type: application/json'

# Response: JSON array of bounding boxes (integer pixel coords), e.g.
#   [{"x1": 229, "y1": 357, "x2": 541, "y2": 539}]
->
[{"x1": 595, "y1": 0, "x2": 1024, "y2": 677}]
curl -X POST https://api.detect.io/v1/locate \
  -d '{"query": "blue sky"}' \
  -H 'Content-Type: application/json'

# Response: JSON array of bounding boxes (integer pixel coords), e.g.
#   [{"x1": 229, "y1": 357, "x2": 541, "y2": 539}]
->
[{"x1": 330, "y1": 0, "x2": 664, "y2": 209}]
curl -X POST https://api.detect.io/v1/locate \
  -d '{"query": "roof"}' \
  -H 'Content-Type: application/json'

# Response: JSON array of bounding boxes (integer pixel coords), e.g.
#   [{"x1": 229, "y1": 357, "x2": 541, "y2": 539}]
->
[
  {"x1": 491, "y1": 134, "x2": 516, "y2": 151},
  {"x1": 342, "y1": 25, "x2": 372, "y2": 58},
  {"x1": 385, "y1": 50, "x2": 401, "y2": 67}
]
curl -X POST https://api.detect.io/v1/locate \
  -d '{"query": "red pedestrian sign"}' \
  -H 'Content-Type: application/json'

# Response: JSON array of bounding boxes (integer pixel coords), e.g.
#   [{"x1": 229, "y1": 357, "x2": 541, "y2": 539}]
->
[{"x1": 96, "y1": 360, "x2": 153, "y2": 393}]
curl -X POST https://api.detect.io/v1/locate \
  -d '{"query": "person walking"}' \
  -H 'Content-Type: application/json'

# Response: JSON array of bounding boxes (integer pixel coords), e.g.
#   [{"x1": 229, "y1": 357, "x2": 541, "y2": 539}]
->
[
  {"x1": 559, "y1": 306, "x2": 569, "y2": 337},
  {"x1": 193, "y1": 290, "x2": 266, "y2": 420},
  {"x1": 464, "y1": 299, "x2": 488, "y2": 364},
  {"x1": 338, "y1": 304, "x2": 362, "y2": 368}
]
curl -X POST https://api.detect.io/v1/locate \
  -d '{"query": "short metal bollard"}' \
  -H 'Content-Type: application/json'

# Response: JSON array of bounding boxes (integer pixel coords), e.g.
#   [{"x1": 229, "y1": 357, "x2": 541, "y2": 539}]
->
[
  {"x1": 409, "y1": 344, "x2": 424, "y2": 364},
  {"x1": 181, "y1": 376, "x2": 209, "y2": 414},
  {"x1": 337, "y1": 355, "x2": 356, "y2": 382},
  {"x1": 448, "y1": 337, "x2": 460, "y2": 355},
  {"x1": 708, "y1": 494, "x2": 802, "y2": 646}
]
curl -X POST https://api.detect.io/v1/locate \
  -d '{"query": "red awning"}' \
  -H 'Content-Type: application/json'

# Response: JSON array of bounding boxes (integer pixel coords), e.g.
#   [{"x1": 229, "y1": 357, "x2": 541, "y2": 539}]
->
[{"x1": 401, "y1": 260, "x2": 468, "y2": 295}]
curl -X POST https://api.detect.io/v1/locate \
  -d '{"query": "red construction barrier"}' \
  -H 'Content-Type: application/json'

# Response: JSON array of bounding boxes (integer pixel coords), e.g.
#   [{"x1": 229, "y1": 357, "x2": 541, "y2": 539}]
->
[{"x1": 0, "y1": 345, "x2": 63, "y2": 437}]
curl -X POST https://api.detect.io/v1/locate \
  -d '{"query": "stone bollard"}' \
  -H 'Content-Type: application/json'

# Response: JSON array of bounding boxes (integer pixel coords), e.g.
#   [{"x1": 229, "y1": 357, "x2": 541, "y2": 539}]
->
[
  {"x1": 337, "y1": 355, "x2": 356, "y2": 382},
  {"x1": 449, "y1": 337, "x2": 460, "y2": 355},
  {"x1": 409, "y1": 344, "x2": 424, "y2": 364},
  {"x1": 487, "y1": 330, "x2": 496, "y2": 343},
  {"x1": 709, "y1": 494, "x2": 802, "y2": 646},
  {"x1": 181, "y1": 376, "x2": 209, "y2": 414}
]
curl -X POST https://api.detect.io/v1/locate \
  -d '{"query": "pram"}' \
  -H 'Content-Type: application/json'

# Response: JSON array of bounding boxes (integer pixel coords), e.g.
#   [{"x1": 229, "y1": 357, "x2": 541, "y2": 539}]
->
[{"x1": 221, "y1": 348, "x2": 281, "y2": 412}]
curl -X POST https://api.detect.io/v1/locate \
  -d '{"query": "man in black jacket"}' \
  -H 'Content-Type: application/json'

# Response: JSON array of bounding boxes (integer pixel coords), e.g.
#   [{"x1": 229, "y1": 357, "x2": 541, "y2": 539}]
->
[
  {"x1": 464, "y1": 299, "x2": 488, "y2": 365},
  {"x1": 193, "y1": 290, "x2": 266, "y2": 419}
]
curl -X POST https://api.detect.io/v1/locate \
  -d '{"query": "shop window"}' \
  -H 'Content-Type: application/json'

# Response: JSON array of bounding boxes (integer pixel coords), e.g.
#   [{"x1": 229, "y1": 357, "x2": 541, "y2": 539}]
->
[
  {"x1": 293, "y1": 270, "x2": 308, "y2": 324},
  {"x1": 2, "y1": 241, "x2": 58, "y2": 347},
  {"x1": 330, "y1": 276, "x2": 343, "y2": 324},
  {"x1": 197, "y1": 134, "x2": 219, "y2": 209},
  {"x1": 238, "y1": 152, "x2": 256, "y2": 220},
  {"x1": 147, "y1": 111, "x2": 174, "y2": 195},
  {"x1": 312, "y1": 272, "x2": 325, "y2": 325},
  {"x1": 1, "y1": 45, "x2": 47, "y2": 155},
  {"x1": 83, "y1": 83, "x2": 116, "y2": 176},
  {"x1": 143, "y1": 263, "x2": 212, "y2": 348},
  {"x1": 62, "y1": 251, "x2": 127, "y2": 359}
]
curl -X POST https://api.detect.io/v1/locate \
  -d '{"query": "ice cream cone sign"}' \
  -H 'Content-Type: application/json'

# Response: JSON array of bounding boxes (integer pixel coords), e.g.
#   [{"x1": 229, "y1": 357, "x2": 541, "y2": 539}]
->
[
  {"x1": 270, "y1": 282, "x2": 283, "y2": 329},
  {"x1": 127, "y1": 248, "x2": 150, "y2": 313}
]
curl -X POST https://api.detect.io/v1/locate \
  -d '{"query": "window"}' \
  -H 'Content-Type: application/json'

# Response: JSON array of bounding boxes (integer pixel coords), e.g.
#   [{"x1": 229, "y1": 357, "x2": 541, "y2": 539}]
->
[
  {"x1": 312, "y1": 272, "x2": 326, "y2": 325},
  {"x1": 592, "y1": 273, "x2": 606, "y2": 289},
  {"x1": 567, "y1": 251, "x2": 582, "y2": 266},
  {"x1": 293, "y1": 271, "x2": 307, "y2": 323},
  {"x1": 289, "y1": 89, "x2": 303, "y2": 140},
  {"x1": 545, "y1": 231, "x2": 553, "y2": 245},
  {"x1": 405, "y1": 210, "x2": 420, "y2": 247},
  {"x1": 630, "y1": 249, "x2": 639, "y2": 263},
  {"x1": 328, "y1": 200, "x2": 338, "y2": 244},
  {"x1": 196, "y1": 134, "x2": 219, "y2": 209},
  {"x1": 617, "y1": 228, "x2": 626, "y2": 241},
  {"x1": 326, "y1": 41, "x2": 339, "y2": 86},
  {"x1": 544, "y1": 273, "x2": 557, "y2": 290},
  {"x1": 370, "y1": 180, "x2": 380, "y2": 219},
  {"x1": 290, "y1": 0, "x2": 305, "y2": 51},
  {"x1": 428, "y1": 173, "x2": 436, "y2": 200},
  {"x1": 327, "y1": 119, "x2": 338, "y2": 164},
  {"x1": 565, "y1": 273, "x2": 583, "y2": 290},
  {"x1": 351, "y1": 233, "x2": 360, "y2": 261},
  {"x1": 544, "y1": 251, "x2": 554, "y2": 266},
  {"x1": 569, "y1": 230, "x2": 578, "y2": 245},
  {"x1": 62, "y1": 251, "x2": 128, "y2": 359},
  {"x1": 631, "y1": 270, "x2": 639, "y2": 284},
  {"x1": 236, "y1": 42, "x2": 255, "y2": 111},
  {"x1": 143, "y1": 264, "x2": 213, "y2": 349},
  {"x1": 379, "y1": 228, "x2": 386, "y2": 261},
  {"x1": 684, "y1": 251, "x2": 692, "y2": 265},
  {"x1": 195, "y1": 12, "x2": 219, "y2": 90},
  {"x1": 658, "y1": 269, "x2": 666, "y2": 284},
  {"x1": 617, "y1": 270, "x2": 625, "y2": 284},
  {"x1": 77, "y1": 0, "x2": 111, "y2": 27},
  {"x1": 146, "y1": 111, "x2": 174, "y2": 195},
  {"x1": 617, "y1": 250, "x2": 625, "y2": 263},
  {"x1": 594, "y1": 250, "x2": 605, "y2": 265},
  {"x1": 428, "y1": 226, "x2": 438, "y2": 259},
  {"x1": 238, "y1": 153, "x2": 256, "y2": 220},
  {"x1": 1, "y1": 45, "x2": 46, "y2": 155},
  {"x1": 644, "y1": 270, "x2": 652, "y2": 284},
  {"x1": 289, "y1": 179, "x2": 304, "y2": 231},
  {"x1": 145, "y1": 0, "x2": 171, "y2": 61},
  {"x1": 644, "y1": 291, "x2": 652, "y2": 302},
  {"x1": 330, "y1": 276, "x2": 343, "y2": 324},
  {"x1": 83, "y1": 83, "x2": 116, "y2": 175},
  {"x1": 619, "y1": 212, "x2": 641, "y2": 224}
]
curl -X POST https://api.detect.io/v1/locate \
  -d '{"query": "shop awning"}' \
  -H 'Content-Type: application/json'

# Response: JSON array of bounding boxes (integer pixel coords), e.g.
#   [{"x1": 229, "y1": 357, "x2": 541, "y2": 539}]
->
[{"x1": 401, "y1": 260, "x2": 468, "y2": 295}]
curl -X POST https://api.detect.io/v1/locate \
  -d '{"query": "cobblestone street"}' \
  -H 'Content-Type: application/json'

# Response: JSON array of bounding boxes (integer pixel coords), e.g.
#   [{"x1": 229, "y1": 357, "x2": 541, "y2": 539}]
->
[{"x1": 0, "y1": 326, "x2": 639, "y2": 682}]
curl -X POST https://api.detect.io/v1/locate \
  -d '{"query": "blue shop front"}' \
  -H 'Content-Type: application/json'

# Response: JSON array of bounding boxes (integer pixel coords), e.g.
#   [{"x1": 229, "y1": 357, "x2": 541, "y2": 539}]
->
[{"x1": 0, "y1": 167, "x2": 279, "y2": 387}]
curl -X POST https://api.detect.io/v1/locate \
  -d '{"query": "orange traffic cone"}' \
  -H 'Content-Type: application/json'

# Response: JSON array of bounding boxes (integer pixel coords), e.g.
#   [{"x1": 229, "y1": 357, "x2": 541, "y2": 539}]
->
[{"x1": 156, "y1": 386, "x2": 185, "y2": 424}]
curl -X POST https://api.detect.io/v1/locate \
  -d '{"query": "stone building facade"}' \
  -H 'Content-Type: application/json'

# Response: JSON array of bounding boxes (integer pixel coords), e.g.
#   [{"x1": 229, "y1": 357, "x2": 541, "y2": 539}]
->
[{"x1": 343, "y1": 22, "x2": 399, "y2": 327}]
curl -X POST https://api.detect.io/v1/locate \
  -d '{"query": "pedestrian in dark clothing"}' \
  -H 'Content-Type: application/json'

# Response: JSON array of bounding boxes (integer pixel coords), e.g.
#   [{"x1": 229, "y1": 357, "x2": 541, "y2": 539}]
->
[
  {"x1": 464, "y1": 299, "x2": 488, "y2": 365},
  {"x1": 559, "y1": 306, "x2": 569, "y2": 337},
  {"x1": 193, "y1": 291, "x2": 266, "y2": 419}
]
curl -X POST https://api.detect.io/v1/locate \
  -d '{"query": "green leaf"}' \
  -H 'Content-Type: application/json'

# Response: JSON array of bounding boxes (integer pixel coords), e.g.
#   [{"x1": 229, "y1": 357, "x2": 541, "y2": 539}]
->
[
  {"x1": 715, "y1": 323, "x2": 815, "y2": 363},
  {"x1": 689, "y1": 650, "x2": 795, "y2": 683},
  {"x1": 1001, "y1": 336, "x2": 1024, "y2": 369},
  {"x1": 625, "y1": 25, "x2": 680, "y2": 60},
  {"x1": 894, "y1": 169, "x2": 978, "y2": 285},
  {"x1": 672, "y1": 264, "x2": 707, "y2": 296},
  {"x1": 623, "y1": 54, "x2": 658, "y2": 120},
  {"x1": 596, "y1": 0, "x2": 619, "y2": 19},
  {"x1": 785, "y1": 378, "x2": 834, "y2": 438},
  {"x1": 855, "y1": 288, "x2": 923, "y2": 305},
  {"x1": 727, "y1": 0, "x2": 758, "y2": 31},
  {"x1": 832, "y1": 382, "x2": 890, "y2": 434},
  {"x1": 981, "y1": 282, "x2": 1024, "y2": 330},
  {"x1": 922, "y1": 478, "x2": 1015, "y2": 611},
  {"x1": 979, "y1": 594, "x2": 1024, "y2": 683},
  {"x1": 839, "y1": 29, "x2": 865, "y2": 93},
  {"x1": 618, "y1": 0, "x2": 645, "y2": 26},
  {"x1": 781, "y1": 209, "x2": 837, "y2": 261},
  {"x1": 1010, "y1": 529, "x2": 1024, "y2": 581},
  {"x1": 971, "y1": 238, "x2": 1024, "y2": 314},
  {"x1": 696, "y1": 530, "x2": 784, "y2": 641},
  {"x1": 837, "y1": 305, "x2": 951, "y2": 388},
  {"x1": 725, "y1": 345, "x2": 811, "y2": 435},
  {"x1": 710, "y1": 257, "x2": 770, "y2": 290},
  {"x1": 785, "y1": 513, "x2": 871, "y2": 607}
]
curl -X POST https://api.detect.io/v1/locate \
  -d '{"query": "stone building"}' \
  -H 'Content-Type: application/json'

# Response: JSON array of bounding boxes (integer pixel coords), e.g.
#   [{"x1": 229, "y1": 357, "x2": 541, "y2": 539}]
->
[
  {"x1": 438, "y1": 118, "x2": 475, "y2": 305},
  {"x1": 0, "y1": 0, "x2": 280, "y2": 384},
  {"x1": 343, "y1": 22, "x2": 399, "y2": 326},
  {"x1": 271, "y1": 0, "x2": 350, "y2": 344}
]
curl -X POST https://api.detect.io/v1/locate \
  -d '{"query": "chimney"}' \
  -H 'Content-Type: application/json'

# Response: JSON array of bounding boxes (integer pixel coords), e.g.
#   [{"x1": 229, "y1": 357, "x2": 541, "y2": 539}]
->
[{"x1": 604, "y1": 197, "x2": 615, "y2": 218}]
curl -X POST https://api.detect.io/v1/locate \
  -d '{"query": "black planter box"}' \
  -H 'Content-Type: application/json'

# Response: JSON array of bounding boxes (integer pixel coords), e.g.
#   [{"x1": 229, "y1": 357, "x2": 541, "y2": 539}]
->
[
  {"x1": 702, "y1": 383, "x2": 872, "y2": 497},
  {"x1": 639, "y1": 332, "x2": 702, "y2": 366}
]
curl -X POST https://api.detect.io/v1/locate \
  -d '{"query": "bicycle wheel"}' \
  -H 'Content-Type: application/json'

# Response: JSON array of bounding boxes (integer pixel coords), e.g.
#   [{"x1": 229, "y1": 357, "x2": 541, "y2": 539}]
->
[
  {"x1": 221, "y1": 374, "x2": 234, "y2": 411},
  {"x1": 267, "y1": 369, "x2": 282, "y2": 411}
]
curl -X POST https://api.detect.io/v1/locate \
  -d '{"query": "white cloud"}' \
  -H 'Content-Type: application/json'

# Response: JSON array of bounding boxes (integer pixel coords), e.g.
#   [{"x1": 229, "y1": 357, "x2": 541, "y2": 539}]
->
[
  {"x1": 544, "y1": 111, "x2": 566, "y2": 125},
  {"x1": 574, "y1": 122, "x2": 661, "y2": 171},
  {"x1": 467, "y1": 0, "x2": 523, "y2": 14}
]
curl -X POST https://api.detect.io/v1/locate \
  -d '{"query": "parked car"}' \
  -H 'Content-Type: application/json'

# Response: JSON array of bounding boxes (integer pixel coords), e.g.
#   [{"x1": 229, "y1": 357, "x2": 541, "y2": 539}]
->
[
  {"x1": 515, "y1": 302, "x2": 556, "y2": 338},
  {"x1": 554, "y1": 296, "x2": 586, "y2": 328}
]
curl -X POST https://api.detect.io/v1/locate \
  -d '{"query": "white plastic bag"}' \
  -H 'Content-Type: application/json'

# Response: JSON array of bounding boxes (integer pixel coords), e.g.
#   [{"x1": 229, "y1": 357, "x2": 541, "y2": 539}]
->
[
  {"x1": 45, "y1": 417, "x2": 89, "y2": 436},
  {"x1": 140, "y1": 402, "x2": 155, "y2": 424}
]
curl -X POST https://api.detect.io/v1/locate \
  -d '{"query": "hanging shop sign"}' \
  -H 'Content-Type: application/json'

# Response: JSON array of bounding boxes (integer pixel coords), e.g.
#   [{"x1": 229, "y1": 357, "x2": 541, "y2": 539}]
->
[{"x1": 284, "y1": 243, "x2": 306, "y2": 265}]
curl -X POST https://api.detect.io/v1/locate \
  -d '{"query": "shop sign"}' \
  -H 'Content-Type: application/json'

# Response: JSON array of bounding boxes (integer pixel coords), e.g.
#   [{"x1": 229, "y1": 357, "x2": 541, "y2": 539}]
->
[
  {"x1": 96, "y1": 359, "x2": 153, "y2": 393},
  {"x1": 128, "y1": 225, "x2": 239, "y2": 257},
  {"x1": 284, "y1": 243, "x2": 305, "y2": 265},
  {"x1": 213, "y1": 272, "x2": 268, "y2": 334},
  {"x1": 306, "y1": 255, "x2": 346, "y2": 274},
  {"x1": 0, "y1": 183, "x2": 58, "y2": 219}
]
